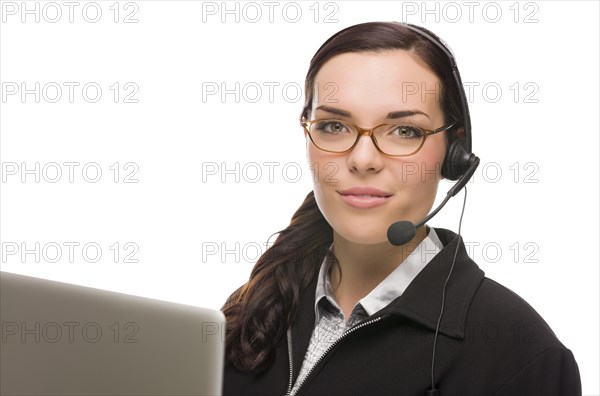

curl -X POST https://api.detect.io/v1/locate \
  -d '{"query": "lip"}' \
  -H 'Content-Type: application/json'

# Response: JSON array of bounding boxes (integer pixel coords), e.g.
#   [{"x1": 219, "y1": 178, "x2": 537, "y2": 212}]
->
[{"x1": 337, "y1": 187, "x2": 393, "y2": 209}]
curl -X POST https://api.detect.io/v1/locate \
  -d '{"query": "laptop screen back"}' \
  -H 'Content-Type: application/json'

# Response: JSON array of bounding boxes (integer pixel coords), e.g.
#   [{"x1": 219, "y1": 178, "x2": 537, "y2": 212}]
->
[{"x1": 0, "y1": 271, "x2": 225, "y2": 396}]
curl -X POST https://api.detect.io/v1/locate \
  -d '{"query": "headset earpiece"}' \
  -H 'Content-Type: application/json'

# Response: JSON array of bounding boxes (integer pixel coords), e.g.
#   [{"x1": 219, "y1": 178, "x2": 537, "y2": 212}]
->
[{"x1": 442, "y1": 138, "x2": 471, "y2": 181}]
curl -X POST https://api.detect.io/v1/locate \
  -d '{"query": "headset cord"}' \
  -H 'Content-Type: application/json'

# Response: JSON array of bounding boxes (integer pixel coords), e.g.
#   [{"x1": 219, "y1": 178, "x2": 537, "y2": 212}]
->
[{"x1": 429, "y1": 186, "x2": 468, "y2": 393}]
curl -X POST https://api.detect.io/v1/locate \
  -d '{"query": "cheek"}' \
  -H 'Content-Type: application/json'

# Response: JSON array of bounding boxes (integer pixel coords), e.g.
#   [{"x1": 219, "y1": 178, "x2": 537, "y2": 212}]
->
[
  {"x1": 392, "y1": 135, "x2": 446, "y2": 185},
  {"x1": 306, "y1": 143, "x2": 345, "y2": 228},
  {"x1": 307, "y1": 143, "x2": 341, "y2": 187},
  {"x1": 387, "y1": 136, "x2": 447, "y2": 219}
]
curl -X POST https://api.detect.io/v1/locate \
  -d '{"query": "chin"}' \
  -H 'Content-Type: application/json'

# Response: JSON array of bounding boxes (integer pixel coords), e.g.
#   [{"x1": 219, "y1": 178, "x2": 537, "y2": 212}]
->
[{"x1": 332, "y1": 222, "x2": 390, "y2": 245}]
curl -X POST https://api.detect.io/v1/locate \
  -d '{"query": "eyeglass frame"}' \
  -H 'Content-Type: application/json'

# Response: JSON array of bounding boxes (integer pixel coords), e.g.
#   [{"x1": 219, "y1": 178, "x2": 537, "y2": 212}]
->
[{"x1": 300, "y1": 118, "x2": 457, "y2": 157}]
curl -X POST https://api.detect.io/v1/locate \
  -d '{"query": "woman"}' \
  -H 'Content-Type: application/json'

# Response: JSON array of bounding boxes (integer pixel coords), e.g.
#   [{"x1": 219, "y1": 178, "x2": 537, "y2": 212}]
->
[{"x1": 221, "y1": 22, "x2": 581, "y2": 396}]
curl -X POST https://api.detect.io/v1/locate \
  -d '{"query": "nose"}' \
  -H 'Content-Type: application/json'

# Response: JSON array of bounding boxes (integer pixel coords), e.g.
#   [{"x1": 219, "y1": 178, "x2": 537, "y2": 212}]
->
[{"x1": 346, "y1": 133, "x2": 384, "y2": 174}]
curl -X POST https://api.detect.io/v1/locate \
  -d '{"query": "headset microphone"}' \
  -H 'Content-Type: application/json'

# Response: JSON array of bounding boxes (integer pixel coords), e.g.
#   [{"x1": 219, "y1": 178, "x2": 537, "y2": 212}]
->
[{"x1": 387, "y1": 152, "x2": 479, "y2": 246}]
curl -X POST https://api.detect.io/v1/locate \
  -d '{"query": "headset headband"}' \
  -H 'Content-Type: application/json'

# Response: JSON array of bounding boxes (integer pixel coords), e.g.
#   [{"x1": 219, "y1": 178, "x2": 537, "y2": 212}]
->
[{"x1": 399, "y1": 23, "x2": 472, "y2": 154}]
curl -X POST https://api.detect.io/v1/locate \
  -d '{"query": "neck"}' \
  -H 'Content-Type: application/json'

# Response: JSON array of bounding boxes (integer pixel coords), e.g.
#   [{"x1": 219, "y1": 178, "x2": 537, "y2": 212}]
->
[{"x1": 329, "y1": 225, "x2": 428, "y2": 317}]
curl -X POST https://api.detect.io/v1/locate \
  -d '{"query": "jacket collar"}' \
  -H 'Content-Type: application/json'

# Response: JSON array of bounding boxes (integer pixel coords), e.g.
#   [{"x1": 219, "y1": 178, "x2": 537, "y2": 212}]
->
[
  {"x1": 291, "y1": 227, "x2": 485, "y2": 374},
  {"x1": 375, "y1": 227, "x2": 485, "y2": 339}
]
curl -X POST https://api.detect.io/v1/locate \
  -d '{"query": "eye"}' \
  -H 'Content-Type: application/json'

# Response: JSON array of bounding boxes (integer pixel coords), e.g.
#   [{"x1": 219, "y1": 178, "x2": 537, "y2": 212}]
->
[
  {"x1": 388, "y1": 125, "x2": 424, "y2": 139},
  {"x1": 313, "y1": 120, "x2": 352, "y2": 134}
]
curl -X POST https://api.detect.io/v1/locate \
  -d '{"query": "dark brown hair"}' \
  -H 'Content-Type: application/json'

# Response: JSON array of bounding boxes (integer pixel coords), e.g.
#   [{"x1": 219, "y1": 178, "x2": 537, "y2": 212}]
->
[{"x1": 222, "y1": 21, "x2": 464, "y2": 372}]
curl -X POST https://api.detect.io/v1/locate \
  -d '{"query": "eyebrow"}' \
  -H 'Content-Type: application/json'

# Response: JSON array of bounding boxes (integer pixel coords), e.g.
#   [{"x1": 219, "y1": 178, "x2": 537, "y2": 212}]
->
[{"x1": 315, "y1": 105, "x2": 430, "y2": 120}]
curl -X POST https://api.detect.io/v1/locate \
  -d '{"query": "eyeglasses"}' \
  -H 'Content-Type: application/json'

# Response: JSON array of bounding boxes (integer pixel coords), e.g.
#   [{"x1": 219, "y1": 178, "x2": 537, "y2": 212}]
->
[{"x1": 301, "y1": 118, "x2": 456, "y2": 157}]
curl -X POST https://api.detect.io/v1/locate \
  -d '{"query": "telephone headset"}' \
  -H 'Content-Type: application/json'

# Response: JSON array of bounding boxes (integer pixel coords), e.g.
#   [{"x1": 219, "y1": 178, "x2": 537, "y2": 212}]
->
[{"x1": 385, "y1": 23, "x2": 481, "y2": 396}]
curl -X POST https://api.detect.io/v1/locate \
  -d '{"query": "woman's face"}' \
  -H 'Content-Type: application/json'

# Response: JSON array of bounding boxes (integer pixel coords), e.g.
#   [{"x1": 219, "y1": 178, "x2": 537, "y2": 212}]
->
[{"x1": 307, "y1": 50, "x2": 448, "y2": 245}]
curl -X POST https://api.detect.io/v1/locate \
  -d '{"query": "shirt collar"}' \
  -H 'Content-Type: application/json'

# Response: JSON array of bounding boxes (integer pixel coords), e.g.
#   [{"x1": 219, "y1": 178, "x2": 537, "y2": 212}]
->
[{"x1": 313, "y1": 226, "x2": 444, "y2": 324}]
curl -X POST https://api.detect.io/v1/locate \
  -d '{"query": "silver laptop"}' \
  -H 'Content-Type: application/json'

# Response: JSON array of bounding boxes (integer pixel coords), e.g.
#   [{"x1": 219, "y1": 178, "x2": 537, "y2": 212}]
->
[{"x1": 0, "y1": 271, "x2": 225, "y2": 396}]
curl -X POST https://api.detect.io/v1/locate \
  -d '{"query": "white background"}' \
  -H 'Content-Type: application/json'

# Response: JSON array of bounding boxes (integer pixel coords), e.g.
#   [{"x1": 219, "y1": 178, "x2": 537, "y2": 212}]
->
[{"x1": 1, "y1": 0, "x2": 598, "y2": 393}]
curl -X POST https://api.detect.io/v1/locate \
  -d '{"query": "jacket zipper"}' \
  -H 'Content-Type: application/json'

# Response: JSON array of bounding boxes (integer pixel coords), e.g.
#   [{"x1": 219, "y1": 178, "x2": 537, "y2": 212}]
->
[
  {"x1": 284, "y1": 314, "x2": 388, "y2": 396},
  {"x1": 285, "y1": 327, "x2": 294, "y2": 396}
]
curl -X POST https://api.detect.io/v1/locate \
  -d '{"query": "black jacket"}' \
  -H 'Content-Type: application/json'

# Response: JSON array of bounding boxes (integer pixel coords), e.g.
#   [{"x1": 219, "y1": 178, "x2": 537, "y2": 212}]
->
[{"x1": 223, "y1": 228, "x2": 582, "y2": 396}]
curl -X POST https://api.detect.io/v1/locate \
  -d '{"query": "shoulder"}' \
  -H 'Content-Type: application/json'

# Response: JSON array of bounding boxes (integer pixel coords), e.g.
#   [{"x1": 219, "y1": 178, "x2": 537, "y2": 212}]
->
[
  {"x1": 463, "y1": 273, "x2": 565, "y2": 348},
  {"x1": 475, "y1": 277, "x2": 550, "y2": 317},
  {"x1": 472, "y1": 276, "x2": 558, "y2": 338},
  {"x1": 465, "y1": 276, "x2": 582, "y2": 394}
]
